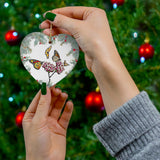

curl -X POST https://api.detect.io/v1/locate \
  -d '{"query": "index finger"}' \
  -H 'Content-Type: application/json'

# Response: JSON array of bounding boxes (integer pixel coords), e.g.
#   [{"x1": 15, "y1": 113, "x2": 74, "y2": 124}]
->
[{"x1": 49, "y1": 6, "x2": 95, "y2": 20}]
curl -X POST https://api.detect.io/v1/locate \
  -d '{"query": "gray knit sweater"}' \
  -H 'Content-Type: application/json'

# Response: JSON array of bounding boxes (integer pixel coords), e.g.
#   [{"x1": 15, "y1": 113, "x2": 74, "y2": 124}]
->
[{"x1": 93, "y1": 91, "x2": 160, "y2": 160}]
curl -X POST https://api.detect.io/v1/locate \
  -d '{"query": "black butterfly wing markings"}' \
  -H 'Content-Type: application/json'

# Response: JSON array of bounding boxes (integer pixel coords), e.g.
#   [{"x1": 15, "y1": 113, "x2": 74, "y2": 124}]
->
[{"x1": 29, "y1": 59, "x2": 43, "y2": 70}]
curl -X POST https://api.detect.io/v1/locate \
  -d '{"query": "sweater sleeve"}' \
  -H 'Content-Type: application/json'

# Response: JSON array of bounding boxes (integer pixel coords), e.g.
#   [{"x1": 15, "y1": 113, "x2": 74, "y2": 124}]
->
[{"x1": 93, "y1": 91, "x2": 160, "y2": 160}]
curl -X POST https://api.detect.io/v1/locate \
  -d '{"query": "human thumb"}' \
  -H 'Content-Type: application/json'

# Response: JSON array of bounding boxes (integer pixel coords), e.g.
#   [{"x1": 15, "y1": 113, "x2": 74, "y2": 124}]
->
[
  {"x1": 33, "y1": 84, "x2": 51, "y2": 121},
  {"x1": 44, "y1": 12, "x2": 81, "y2": 35}
]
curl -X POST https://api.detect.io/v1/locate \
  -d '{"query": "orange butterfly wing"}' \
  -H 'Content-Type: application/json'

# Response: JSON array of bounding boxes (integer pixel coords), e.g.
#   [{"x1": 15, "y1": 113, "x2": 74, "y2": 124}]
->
[
  {"x1": 45, "y1": 46, "x2": 52, "y2": 59},
  {"x1": 29, "y1": 59, "x2": 43, "y2": 70}
]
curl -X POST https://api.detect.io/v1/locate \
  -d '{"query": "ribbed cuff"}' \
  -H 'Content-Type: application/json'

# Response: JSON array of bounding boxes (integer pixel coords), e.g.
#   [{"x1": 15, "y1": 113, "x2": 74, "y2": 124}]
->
[{"x1": 93, "y1": 91, "x2": 160, "y2": 159}]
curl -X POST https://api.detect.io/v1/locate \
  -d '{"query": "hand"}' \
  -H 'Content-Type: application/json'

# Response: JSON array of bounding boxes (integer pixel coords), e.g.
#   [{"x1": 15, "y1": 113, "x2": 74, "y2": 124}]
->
[
  {"x1": 40, "y1": 6, "x2": 139, "y2": 115},
  {"x1": 40, "y1": 6, "x2": 117, "y2": 72},
  {"x1": 22, "y1": 86, "x2": 73, "y2": 160}
]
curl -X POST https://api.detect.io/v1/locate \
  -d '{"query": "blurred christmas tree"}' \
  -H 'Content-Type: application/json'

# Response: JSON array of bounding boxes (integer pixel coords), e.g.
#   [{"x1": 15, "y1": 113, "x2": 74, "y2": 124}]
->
[{"x1": 0, "y1": 0, "x2": 160, "y2": 159}]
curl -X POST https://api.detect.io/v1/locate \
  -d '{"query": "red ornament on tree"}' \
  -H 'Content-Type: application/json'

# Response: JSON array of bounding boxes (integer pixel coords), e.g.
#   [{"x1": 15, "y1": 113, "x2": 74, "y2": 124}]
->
[
  {"x1": 15, "y1": 112, "x2": 25, "y2": 127},
  {"x1": 85, "y1": 91, "x2": 104, "y2": 112},
  {"x1": 5, "y1": 30, "x2": 21, "y2": 46},
  {"x1": 111, "y1": 0, "x2": 125, "y2": 6},
  {"x1": 139, "y1": 43, "x2": 154, "y2": 59}
]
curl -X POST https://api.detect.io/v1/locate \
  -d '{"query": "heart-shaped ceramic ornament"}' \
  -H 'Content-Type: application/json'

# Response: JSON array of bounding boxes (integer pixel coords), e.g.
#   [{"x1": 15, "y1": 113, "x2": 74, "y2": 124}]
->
[{"x1": 20, "y1": 32, "x2": 79, "y2": 87}]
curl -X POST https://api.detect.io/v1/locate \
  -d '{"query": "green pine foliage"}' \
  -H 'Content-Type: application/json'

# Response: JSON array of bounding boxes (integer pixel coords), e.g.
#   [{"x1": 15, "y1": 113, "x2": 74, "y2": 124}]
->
[{"x1": 0, "y1": 0, "x2": 160, "y2": 159}]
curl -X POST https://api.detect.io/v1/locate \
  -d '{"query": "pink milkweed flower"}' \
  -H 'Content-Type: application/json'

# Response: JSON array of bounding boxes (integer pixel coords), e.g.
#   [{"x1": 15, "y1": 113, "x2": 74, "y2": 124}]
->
[{"x1": 42, "y1": 62, "x2": 55, "y2": 72}]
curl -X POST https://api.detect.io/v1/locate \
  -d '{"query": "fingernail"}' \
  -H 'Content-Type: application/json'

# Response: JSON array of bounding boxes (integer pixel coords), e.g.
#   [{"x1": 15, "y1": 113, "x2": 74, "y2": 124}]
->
[
  {"x1": 56, "y1": 87, "x2": 61, "y2": 91},
  {"x1": 55, "y1": 86, "x2": 61, "y2": 89},
  {"x1": 68, "y1": 99, "x2": 73, "y2": 102},
  {"x1": 39, "y1": 24, "x2": 42, "y2": 29},
  {"x1": 45, "y1": 12, "x2": 56, "y2": 21},
  {"x1": 41, "y1": 83, "x2": 46, "y2": 95},
  {"x1": 63, "y1": 90, "x2": 68, "y2": 94}
]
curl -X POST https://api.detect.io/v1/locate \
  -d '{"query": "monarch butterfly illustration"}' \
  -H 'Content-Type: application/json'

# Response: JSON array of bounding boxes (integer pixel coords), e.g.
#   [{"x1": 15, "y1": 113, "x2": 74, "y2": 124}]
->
[
  {"x1": 29, "y1": 59, "x2": 43, "y2": 70},
  {"x1": 52, "y1": 50, "x2": 69, "y2": 66},
  {"x1": 45, "y1": 45, "x2": 52, "y2": 59},
  {"x1": 52, "y1": 50, "x2": 61, "y2": 62},
  {"x1": 64, "y1": 60, "x2": 69, "y2": 66},
  {"x1": 29, "y1": 50, "x2": 69, "y2": 73}
]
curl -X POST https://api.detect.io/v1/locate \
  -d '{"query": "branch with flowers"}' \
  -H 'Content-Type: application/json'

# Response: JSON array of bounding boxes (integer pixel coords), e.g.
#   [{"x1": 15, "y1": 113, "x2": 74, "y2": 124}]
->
[{"x1": 42, "y1": 61, "x2": 65, "y2": 84}]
